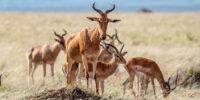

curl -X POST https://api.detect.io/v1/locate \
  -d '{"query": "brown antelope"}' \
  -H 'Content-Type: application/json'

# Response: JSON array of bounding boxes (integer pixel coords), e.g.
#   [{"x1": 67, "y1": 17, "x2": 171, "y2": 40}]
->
[
  {"x1": 65, "y1": 2, "x2": 120, "y2": 87},
  {"x1": 63, "y1": 29, "x2": 122, "y2": 84},
  {"x1": 64, "y1": 42, "x2": 127, "y2": 94},
  {"x1": 123, "y1": 57, "x2": 178, "y2": 98},
  {"x1": 27, "y1": 30, "x2": 67, "y2": 83}
]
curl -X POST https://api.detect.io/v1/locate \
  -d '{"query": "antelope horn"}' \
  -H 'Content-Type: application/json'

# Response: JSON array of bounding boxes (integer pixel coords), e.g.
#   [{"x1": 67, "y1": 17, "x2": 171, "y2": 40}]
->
[
  {"x1": 54, "y1": 31, "x2": 62, "y2": 38},
  {"x1": 92, "y1": 2, "x2": 103, "y2": 14},
  {"x1": 106, "y1": 34, "x2": 112, "y2": 38},
  {"x1": 170, "y1": 73, "x2": 179, "y2": 91},
  {"x1": 115, "y1": 29, "x2": 123, "y2": 44},
  {"x1": 115, "y1": 29, "x2": 125, "y2": 53},
  {"x1": 102, "y1": 41, "x2": 119, "y2": 53},
  {"x1": 120, "y1": 44, "x2": 125, "y2": 53},
  {"x1": 105, "y1": 4, "x2": 115, "y2": 14},
  {"x1": 62, "y1": 29, "x2": 67, "y2": 37}
]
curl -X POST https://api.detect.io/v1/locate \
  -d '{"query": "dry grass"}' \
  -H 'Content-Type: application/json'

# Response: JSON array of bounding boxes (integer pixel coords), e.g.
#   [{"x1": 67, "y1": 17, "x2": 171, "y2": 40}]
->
[{"x1": 0, "y1": 12, "x2": 200, "y2": 100}]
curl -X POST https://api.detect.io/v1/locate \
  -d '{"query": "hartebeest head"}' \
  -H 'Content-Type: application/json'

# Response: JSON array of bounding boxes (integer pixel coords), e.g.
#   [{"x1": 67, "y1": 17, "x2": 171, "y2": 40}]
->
[
  {"x1": 87, "y1": 2, "x2": 120, "y2": 40},
  {"x1": 54, "y1": 29, "x2": 67, "y2": 51}
]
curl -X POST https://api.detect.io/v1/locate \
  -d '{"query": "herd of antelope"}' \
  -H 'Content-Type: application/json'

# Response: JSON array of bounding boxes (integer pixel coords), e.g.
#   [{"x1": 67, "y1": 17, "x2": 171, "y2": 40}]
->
[{"x1": 26, "y1": 3, "x2": 178, "y2": 99}]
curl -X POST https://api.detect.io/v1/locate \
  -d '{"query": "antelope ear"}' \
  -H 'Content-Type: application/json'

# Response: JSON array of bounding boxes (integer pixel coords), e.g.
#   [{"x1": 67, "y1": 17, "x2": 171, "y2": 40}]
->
[
  {"x1": 54, "y1": 39, "x2": 60, "y2": 42},
  {"x1": 122, "y1": 51, "x2": 128, "y2": 56},
  {"x1": 87, "y1": 17, "x2": 98, "y2": 21},
  {"x1": 109, "y1": 19, "x2": 121, "y2": 23}
]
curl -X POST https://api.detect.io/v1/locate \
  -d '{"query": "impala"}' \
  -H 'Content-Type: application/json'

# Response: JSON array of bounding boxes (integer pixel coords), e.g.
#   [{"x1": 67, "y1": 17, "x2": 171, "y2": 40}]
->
[
  {"x1": 65, "y1": 2, "x2": 120, "y2": 87},
  {"x1": 26, "y1": 30, "x2": 67, "y2": 83},
  {"x1": 123, "y1": 57, "x2": 178, "y2": 98}
]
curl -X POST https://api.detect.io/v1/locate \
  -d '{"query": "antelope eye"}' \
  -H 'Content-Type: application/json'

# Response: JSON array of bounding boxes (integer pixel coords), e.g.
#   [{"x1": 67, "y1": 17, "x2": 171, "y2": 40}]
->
[
  {"x1": 60, "y1": 41, "x2": 64, "y2": 45},
  {"x1": 116, "y1": 55, "x2": 120, "y2": 58}
]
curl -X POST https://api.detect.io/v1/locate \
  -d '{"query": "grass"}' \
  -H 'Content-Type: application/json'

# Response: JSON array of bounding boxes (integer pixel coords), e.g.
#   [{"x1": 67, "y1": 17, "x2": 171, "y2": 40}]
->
[{"x1": 0, "y1": 12, "x2": 200, "y2": 100}]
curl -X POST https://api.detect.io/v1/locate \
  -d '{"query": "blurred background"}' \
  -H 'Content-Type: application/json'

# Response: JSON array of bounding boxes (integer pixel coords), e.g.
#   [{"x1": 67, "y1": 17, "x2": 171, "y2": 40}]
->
[
  {"x1": 0, "y1": 0, "x2": 200, "y2": 12},
  {"x1": 0, "y1": 0, "x2": 200, "y2": 100}
]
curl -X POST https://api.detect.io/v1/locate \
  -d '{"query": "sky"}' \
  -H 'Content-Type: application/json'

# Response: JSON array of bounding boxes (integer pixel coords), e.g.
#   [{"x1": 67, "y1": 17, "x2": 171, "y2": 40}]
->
[{"x1": 0, "y1": 0, "x2": 199, "y2": 12}]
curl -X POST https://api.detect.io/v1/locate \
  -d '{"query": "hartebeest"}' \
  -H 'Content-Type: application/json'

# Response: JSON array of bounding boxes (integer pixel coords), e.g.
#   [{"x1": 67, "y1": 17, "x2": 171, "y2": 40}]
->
[
  {"x1": 27, "y1": 30, "x2": 67, "y2": 83},
  {"x1": 123, "y1": 57, "x2": 178, "y2": 98},
  {"x1": 64, "y1": 42, "x2": 127, "y2": 94},
  {"x1": 65, "y1": 2, "x2": 120, "y2": 87}
]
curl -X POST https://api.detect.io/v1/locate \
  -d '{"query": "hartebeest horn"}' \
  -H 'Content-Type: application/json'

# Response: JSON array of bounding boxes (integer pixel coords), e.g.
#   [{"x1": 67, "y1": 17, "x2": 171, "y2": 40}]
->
[
  {"x1": 92, "y1": 2, "x2": 103, "y2": 14},
  {"x1": 62, "y1": 29, "x2": 67, "y2": 37},
  {"x1": 105, "y1": 4, "x2": 115, "y2": 14},
  {"x1": 54, "y1": 31, "x2": 62, "y2": 38}
]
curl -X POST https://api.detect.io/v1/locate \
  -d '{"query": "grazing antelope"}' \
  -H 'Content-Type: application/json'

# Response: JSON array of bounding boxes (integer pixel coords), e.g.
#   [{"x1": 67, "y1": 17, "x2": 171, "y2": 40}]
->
[
  {"x1": 64, "y1": 42, "x2": 127, "y2": 94},
  {"x1": 123, "y1": 57, "x2": 178, "y2": 98},
  {"x1": 27, "y1": 30, "x2": 67, "y2": 83},
  {"x1": 65, "y1": 2, "x2": 120, "y2": 87}
]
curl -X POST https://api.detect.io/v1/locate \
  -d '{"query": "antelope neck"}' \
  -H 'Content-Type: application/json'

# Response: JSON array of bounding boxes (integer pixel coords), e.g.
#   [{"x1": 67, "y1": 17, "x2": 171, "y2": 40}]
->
[{"x1": 90, "y1": 26, "x2": 101, "y2": 45}]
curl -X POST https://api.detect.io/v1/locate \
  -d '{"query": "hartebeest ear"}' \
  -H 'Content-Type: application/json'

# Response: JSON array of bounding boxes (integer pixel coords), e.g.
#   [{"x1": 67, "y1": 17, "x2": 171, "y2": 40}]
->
[
  {"x1": 109, "y1": 19, "x2": 121, "y2": 23},
  {"x1": 54, "y1": 39, "x2": 60, "y2": 42},
  {"x1": 87, "y1": 17, "x2": 98, "y2": 21}
]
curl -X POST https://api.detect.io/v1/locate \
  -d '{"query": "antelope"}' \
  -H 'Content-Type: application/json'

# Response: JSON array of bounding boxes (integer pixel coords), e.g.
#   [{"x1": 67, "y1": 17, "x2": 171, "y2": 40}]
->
[
  {"x1": 123, "y1": 57, "x2": 178, "y2": 98},
  {"x1": 26, "y1": 30, "x2": 67, "y2": 83},
  {"x1": 64, "y1": 42, "x2": 127, "y2": 94},
  {"x1": 65, "y1": 2, "x2": 120, "y2": 87},
  {"x1": 63, "y1": 29, "x2": 122, "y2": 84}
]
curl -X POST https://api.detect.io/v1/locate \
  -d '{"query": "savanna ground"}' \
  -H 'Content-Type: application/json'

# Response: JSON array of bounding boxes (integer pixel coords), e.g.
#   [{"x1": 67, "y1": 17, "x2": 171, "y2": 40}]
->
[{"x1": 0, "y1": 12, "x2": 200, "y2": 100}]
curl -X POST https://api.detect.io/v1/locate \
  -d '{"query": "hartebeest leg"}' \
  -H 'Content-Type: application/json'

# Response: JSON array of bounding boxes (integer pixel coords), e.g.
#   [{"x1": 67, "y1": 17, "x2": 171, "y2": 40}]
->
[
  {"x1": 31, "y1": 63, "x2": 37, "y2": 83},
  {"x1": 66, "y1": 58, "x2": 73, "y2": 85},
  {"x1": 82, "y1": 55, "x2": 89, "y2": 88},
  {"x1": 43, "y1": 63, "x2": 46, "y2": 83},
  {"x1": 92, "y1": 57, "x2": 98, "y2": 79},
  {"x1": 77, "y1": 63, "x2": 83, "y2": 85},
  {"x1": 28, "y1": 60, "x2": 32, "y2": 77},
  {"x1": 100, "y1": 80, "x2": 104, "y2": 94},
  {"x1": 50, "y1": 63, "x2": 54, "y2": 77},
  {"x1": 95, "y1": 78, "x2": 100, "y2": 94}
]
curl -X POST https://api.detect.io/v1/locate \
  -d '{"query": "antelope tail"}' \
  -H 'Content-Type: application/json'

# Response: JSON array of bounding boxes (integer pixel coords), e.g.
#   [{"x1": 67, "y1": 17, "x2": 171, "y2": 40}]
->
[{"x1": 26, "y1": 47, "x2": 34, "y2": 76}]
